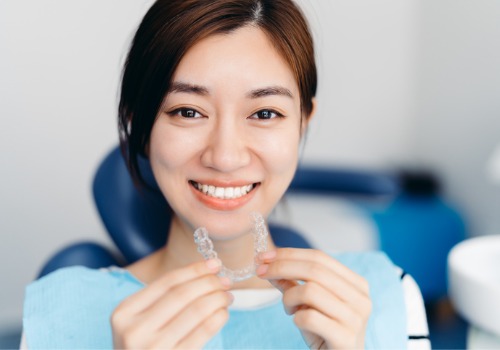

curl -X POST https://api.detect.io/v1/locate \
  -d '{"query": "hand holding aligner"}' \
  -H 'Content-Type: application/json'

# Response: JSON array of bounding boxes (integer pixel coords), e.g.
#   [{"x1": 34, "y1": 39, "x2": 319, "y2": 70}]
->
[{"x1": 193, "y1": 212, "x2": 268, "y2": 282}]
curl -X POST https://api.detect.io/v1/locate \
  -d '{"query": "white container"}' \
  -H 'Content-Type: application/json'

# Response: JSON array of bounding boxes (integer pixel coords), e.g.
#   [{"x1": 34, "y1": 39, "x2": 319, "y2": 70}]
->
[{"x1": 448, "y1": 235, "x2": 500, "y2": 336}]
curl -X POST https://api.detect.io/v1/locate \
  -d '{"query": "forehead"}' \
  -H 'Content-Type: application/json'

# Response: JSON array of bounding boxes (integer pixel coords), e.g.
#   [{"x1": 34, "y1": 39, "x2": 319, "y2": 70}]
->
[{"x1": 172, "y1": 26, "x2": 299, "y2": 96}]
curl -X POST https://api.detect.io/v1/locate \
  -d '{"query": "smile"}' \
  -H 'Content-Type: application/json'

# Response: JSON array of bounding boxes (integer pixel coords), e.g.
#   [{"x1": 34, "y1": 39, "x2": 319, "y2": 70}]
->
[{"x1": 189, "y1": 181, "x2": 257, "y2": 200}]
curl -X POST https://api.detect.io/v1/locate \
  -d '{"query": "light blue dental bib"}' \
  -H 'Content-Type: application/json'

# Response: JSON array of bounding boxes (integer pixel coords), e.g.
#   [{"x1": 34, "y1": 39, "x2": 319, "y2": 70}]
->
[{"x1": 24, "y1": 252, "x2": 407, "y2": 349}]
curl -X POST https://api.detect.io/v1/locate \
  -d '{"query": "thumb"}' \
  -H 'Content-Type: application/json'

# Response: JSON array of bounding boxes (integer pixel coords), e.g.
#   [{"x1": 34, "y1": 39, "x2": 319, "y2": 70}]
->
[{"x1": 267, "y1": 278, "x2": 298, "y2": 294}]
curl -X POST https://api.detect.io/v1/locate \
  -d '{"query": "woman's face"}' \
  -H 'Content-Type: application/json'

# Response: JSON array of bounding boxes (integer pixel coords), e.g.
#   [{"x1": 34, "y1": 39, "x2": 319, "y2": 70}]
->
[{"x1": 149, "y1": 26, "x2": 306, "y2": 239}]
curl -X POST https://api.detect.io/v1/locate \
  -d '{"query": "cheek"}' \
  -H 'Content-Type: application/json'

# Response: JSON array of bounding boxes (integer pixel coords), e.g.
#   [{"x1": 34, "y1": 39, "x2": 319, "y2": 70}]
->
[
  {"x1": 254, "y1": 128, "x2": 301, "y2": 179},
  {"x1": 149, "y1": 122, "x2": 200, "y2": 170},
  {"x1": 148, "y1": 122, "x2": 205, "y2": 213}
]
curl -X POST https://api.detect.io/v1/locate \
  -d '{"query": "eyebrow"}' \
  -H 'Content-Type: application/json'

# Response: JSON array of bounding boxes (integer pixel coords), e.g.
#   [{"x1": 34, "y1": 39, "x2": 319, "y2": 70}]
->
[
  {"x1": 247, "y1": 86, "x2": 294, "y2": 99},
  {"x1": 168, "y1": 82, "x2": 209, "y2": 96},
  {"x1": 168, "y1": 81, "x2": 293, "y2": 99}
]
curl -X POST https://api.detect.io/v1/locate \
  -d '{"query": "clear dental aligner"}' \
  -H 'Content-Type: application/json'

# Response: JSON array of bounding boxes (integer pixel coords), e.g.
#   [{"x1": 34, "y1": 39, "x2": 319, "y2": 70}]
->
[{"x1": 193, "y1": 212, "x2": 268, "y2": 282}]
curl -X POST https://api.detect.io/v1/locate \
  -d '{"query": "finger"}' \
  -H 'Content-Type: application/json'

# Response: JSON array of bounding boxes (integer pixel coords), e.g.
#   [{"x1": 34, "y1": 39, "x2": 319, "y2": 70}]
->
[
  {"x1": 282, "y1": 282, "x2": 366, "y2": 326},
  {"x1": 259, "y1": 248, "x2": 369, "y2": 295},
  {"x1": 257, "y1": 262, "x2": 297, "y2": 293},
  {"x1": 118, "y1": 258, "x2": 222, "y2": 314},
  {"x1": 257, "y1": 259, "x2": 368, "y2": 309},
  {"x1": 293, "y1": 307, "x2": 356, "y2": 349},
  {"x1": 175, "y1": 308, "x2": 230, "y2": 349},
  {"x1": 258, "y1": 248, "x2": 369, "y2": 296},
  {"x1": 135, "y1": 273, "x2": 231, "y2": 331},
  {"x1": 154, "y1": 290, "x2": 233, "y2": 348},
  {"x1": 266, "y1": 277, "x2": 298, "y2": 294}
]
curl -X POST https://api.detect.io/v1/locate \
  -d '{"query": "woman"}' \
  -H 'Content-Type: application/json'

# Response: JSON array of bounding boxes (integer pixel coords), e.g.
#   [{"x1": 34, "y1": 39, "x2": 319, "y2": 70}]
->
[{"x1": 23, "y1": 0, "x2": 429, "y2": 348}]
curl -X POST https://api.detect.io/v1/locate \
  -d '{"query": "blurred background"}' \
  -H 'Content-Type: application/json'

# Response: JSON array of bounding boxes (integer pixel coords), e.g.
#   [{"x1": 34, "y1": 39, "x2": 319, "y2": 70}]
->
[{"x1": 1, "y1": 0, "x2": 499, "y2": 348}]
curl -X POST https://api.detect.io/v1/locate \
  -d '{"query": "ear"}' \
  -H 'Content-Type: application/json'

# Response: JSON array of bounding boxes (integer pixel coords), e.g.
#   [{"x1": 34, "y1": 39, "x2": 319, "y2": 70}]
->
[{"x1": 301, "y1": 97, "x2": 317, "y2": 135}]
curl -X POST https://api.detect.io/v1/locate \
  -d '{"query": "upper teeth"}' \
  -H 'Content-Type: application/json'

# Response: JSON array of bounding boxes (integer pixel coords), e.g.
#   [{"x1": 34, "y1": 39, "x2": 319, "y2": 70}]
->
[{"x1": 194, "y1": 182, "x2": 254, "y2": 199}]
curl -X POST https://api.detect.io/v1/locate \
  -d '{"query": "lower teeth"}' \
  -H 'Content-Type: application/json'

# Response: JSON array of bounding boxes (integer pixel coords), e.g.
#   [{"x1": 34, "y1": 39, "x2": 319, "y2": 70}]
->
[{"x1": 193, "y1": 212, "x2": 268, "y2": 282}]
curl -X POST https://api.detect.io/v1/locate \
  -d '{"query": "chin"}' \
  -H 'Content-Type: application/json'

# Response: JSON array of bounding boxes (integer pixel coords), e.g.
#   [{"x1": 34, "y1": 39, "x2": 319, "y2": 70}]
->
[
  {"x1": 188, "y1": 209, "x2": 265, "y2": 241},
  {"x1": 212, "y1": 214, "x2": 256, "y2": 240}
]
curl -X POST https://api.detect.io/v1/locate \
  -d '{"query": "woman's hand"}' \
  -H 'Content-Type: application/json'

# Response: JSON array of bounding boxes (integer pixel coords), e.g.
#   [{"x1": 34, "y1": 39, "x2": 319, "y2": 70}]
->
[
  {"x1": 111, "y1": 259, "x2": 233, "y2": 349},
  {"x1": 256, "y1": 248, "x2": 372, "y2": 349}
]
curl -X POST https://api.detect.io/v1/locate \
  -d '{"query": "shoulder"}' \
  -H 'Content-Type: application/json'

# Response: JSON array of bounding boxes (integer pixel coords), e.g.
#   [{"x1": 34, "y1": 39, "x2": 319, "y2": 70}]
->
[
  {"x1": 26, "y1": 266, "x2": 104, "y2": 298},
  {"x1": 28, "y1": 265, "x2": 108, "y2": 287},
  {"x1": 330, "y1": 251, "x2": 409, "y2": 347},
  {"x1": 23, "y1": 266, "x2": 142, "y2": 348},
  {"x1": 331, "y1": 250, "x2": 393, "y2": 265},
  {"x1": 25, "y1": 266, "x2": 115, "y2": 304},
  {"x1": 328, "y1": 250, "x2": 406, "y2": 307},
  {"x1": 24, "y1": 266, "x2": 114, "y2": 322},
  {"x1": 328, "y1": 251, "x2": 405, "y2": 307},
  {"x1": 331, "y1": 250, "x2": 398, "y2": 279},
  {"x1": 25, "y1": 266, "x2": 143, "y2": 309},
  {"x1": 332, "y1": 252, "x2": 430, "y2": 349},
  {"x1": 26, "y1": 265, "x2": 143, "y2": 290}
]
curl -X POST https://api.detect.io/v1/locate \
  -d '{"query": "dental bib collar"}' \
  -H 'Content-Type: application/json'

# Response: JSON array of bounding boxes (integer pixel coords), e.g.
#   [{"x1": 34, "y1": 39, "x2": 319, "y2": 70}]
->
[{"x1": 193, "y1": 212, "x2": 268, "y2": 282}]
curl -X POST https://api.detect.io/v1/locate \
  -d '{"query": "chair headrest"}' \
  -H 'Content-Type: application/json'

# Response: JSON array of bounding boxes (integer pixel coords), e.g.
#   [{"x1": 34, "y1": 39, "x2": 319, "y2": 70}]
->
[{"x1": 93, "y1": 147, "x2": 170, "y2": 262}]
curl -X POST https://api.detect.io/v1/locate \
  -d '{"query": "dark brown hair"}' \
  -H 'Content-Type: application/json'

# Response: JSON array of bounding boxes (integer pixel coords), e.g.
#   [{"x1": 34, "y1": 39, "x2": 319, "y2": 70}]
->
[{"x1": 118, "y1": 0, "x2": 317, "y2": 187}]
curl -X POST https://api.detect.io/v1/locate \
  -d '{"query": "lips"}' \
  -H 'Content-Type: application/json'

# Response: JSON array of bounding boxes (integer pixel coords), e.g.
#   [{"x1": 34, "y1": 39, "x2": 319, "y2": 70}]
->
[{"x1": 189, "y1": 180, "x2": 257, "y2": 199}]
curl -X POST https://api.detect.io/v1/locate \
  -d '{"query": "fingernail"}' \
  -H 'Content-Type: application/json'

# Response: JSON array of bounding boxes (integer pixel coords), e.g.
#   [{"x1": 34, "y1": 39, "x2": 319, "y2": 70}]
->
[
  {"x1": 206, "y1": 258, "x2": 221, "y2": 270},
  {"x1": 219, "y1": 276, "x2": 232, "y2": 287},
  {"x1": 226, "y1": 291, "x2": 234, "y2": 304},
  {"x1": 258, "y1": 250, "x2": 276, "y2": 261},
  {"x1": 256, "y1": 264, "x2": 269, "y2": 276}
]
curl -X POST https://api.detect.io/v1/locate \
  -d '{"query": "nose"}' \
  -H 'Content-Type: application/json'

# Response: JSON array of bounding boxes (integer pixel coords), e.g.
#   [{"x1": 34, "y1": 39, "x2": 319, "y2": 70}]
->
[{"x1": 200, "y1": 117, "x2": 251, "y2": 173}]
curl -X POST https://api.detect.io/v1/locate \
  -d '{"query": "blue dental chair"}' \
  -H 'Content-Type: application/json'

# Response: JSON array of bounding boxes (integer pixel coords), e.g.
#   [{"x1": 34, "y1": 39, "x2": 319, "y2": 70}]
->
[{"x1": 38, "y1": 146, "x2": 399, "y2": 278}]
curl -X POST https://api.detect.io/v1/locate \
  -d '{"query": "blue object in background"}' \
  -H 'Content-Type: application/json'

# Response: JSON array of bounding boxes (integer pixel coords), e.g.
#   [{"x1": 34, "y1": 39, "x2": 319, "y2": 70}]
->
[{"x1": 370, "y1": 172, "x2": 466, "y2": 302}]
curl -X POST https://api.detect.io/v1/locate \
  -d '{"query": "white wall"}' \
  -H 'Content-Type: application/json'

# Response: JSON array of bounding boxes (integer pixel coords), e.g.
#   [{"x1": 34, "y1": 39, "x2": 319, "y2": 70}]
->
[
  {"x1": 0, "y1": 0, "x2": 155, "y2": 329},
  {"x1": 414, "y1": 0, "x2": 500, "y2": 237},
  {"x1": 297, "y1": 1, "x2": 419, "y2": 168},
  {"x1": 5, "y1": 0, "x2": 497, "y2": 332}
]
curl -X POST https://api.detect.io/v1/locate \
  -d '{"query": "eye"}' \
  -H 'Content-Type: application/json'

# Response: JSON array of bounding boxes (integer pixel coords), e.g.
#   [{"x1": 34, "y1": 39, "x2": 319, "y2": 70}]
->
[
  {"x1": 167, "y1": 108, "x2": 204, "y2": 119},
  {"x1": 250, "y1": 109, "x2": 284, "y2": 120}
]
